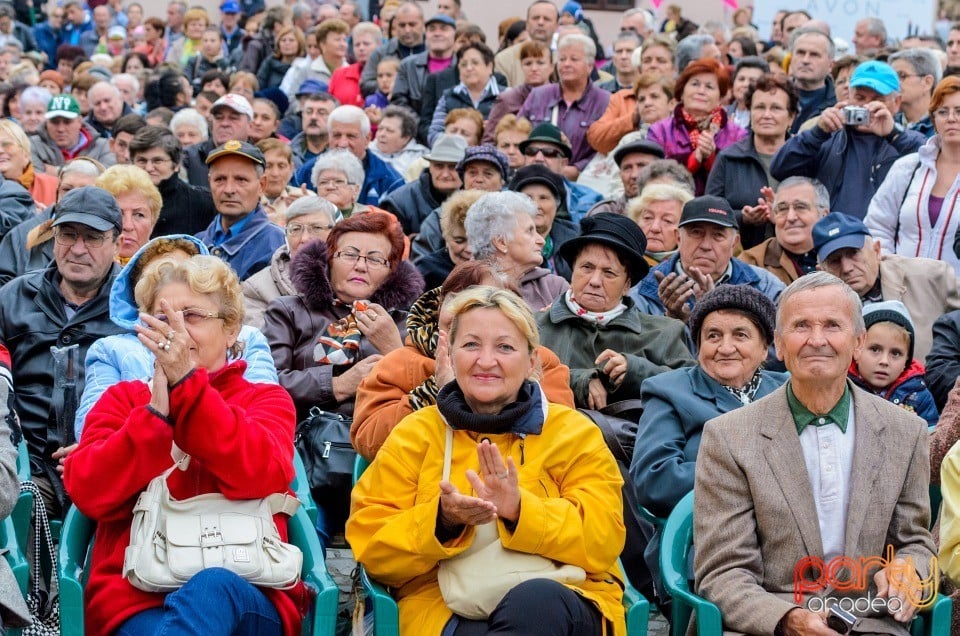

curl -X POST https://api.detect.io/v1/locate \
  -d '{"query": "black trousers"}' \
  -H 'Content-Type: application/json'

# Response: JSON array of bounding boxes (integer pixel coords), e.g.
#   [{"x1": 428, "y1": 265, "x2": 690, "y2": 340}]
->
[{"x1": 448, "y1": 579, "x2": 604, "y2": 636}]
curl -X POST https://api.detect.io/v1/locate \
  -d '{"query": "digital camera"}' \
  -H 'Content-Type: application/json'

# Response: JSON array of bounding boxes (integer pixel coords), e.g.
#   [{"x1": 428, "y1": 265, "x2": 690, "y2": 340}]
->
[{"x1": 842, "y1": 106, "x2": 870, "y2": 126}]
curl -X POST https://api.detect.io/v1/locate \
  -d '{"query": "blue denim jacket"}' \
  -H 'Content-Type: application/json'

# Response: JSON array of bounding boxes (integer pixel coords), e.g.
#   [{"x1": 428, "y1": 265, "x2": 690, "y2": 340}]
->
[{"x1": 196, "y1": 206, "x2": 285, "y2": 281}]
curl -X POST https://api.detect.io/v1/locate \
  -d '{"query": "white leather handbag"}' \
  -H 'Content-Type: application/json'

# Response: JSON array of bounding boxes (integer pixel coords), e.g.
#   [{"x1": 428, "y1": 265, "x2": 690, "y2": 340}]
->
[{"x1": 123, "y1": 446, "x2": 303, "y2": 593}]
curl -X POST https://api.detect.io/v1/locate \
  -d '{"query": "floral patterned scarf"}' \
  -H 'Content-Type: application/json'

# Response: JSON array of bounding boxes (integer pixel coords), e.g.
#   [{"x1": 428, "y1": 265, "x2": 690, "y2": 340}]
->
[
  {"x1": 678, "y1": 105, "x2": 724, "y2": 152},
  {"x1": 313, "y1": 299, "x2": 368, "y2": 365}
]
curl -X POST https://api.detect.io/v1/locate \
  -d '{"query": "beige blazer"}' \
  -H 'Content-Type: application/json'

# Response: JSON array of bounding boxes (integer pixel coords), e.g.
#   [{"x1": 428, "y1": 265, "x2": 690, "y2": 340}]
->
[
  {"x1": 693, "y1": 384, "x2": 936, "y2": 636},
  {"x1": 878, "y1": 254, "x2": 960, "y2": 363}
]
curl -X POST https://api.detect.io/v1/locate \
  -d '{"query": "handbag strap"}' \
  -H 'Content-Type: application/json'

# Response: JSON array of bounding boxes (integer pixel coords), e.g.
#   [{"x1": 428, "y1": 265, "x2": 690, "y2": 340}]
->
[
  {"x1": 164, "y1": 444, "x2": 300, "y2": 517},
  {"x1": 601, "y1": 399, "x2": 644, "y2": 418},
  {"x1": 442, "y1": 426, "x2": 453, "y2": 482},
  {"x1": 19, "y1": 480, "x2": 58, "y2": 598}
]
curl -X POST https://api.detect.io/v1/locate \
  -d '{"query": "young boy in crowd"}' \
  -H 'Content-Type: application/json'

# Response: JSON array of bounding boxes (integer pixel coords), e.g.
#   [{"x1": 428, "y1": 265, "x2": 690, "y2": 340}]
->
[
  {"x1": 848, "y1": 300, "x2": 939, "y2": 425},
  {"x1": 365, "y1": 56, "x2": 400, "y2": 110}
]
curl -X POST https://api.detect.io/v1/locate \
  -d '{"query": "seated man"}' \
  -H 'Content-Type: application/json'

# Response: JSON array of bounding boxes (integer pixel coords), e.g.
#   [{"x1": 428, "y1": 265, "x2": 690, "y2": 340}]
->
[
  {"x1": 29, "y1": 94, "x2": 116, "y2": 174},
  {"x1": 587, "y1": 133, "x2": 664, "y2": 218},
  {"x1": 695, "y1": 272, "x2": 936, "y2": 635},
  {"x1": 813, "y1": 211, "x2": 960, "y2": 364},
  {"x1": 630, "y1": 195, "x2": 785, "y2": 323},
  {"x1": 0, "y1": 186, "x2": 126, "y2": 515},
  {"x1": 771, "y1": 60, "x2": 924, "y2": 219},
  {"x1": 196, "y1": 140, "x2": 285, "y2": 281},
  {"x1": 739, "y1": 176, "x2": 828, "y2": 285}
]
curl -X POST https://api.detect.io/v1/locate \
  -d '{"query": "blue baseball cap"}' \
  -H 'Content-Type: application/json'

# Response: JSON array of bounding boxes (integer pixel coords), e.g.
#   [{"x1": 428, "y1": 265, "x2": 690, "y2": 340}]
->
[
  {"x1": 425, "y1": 14, "x2": 456, "y2": 28},
  {"x1": 849, "y1": 60, "x2": 900, "y2": 96},
  {"x1": 220, "y1": 1, "x2": 241, "y2": 13},
  {"x1": 812, "y1": 212, "x2": 873, "y2": 261},
  {"x1": 296, "y1": 79, "x2": 327, "y2": 97}
]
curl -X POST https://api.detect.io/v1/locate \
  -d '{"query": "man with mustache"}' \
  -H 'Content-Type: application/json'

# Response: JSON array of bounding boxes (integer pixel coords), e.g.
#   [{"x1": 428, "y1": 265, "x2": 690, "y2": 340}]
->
[
  {"x1": 0, "y1": 186, "x2": 126, "y2": 516},
  {"x1": 196, "y1": 140, "x2": 285, "y2": 281},
  {"x1": 694, "y1": 271, "x2": 937, "y2": 636},
  {"x1": 740, "y1": 177, "x2": 828, "y2": 285},
  {"x1": 290, "y1": 91, "x2": 337, "y2": 169}
]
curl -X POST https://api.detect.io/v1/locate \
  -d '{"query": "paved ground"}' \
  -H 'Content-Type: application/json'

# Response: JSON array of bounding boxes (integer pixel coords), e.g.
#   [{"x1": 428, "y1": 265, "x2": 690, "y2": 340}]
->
[{"x1": 325, "y1": 547, "x2": 671, "y2": 635}]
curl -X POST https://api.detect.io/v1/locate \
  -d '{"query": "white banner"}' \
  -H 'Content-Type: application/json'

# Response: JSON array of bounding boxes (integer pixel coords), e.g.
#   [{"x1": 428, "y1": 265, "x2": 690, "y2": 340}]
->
[{"x1": 752, "y1": 0, "x2": 937, "y2": 46}]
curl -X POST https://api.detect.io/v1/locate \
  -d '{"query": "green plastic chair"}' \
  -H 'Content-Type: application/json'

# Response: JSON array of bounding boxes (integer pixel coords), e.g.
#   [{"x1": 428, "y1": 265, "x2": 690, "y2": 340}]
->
[
  {"x1": 660, "y1": 490, "x2": 953, "y2": 636},
  {"x1": 352, "y1": 455, "x2": 651, "y2": 635},
  {"x1": 58, "y1": 503, "x2": 340, "y2": 636},
  {"x1": 292, "y1": 449, "x2": 319, "y2": 526},
  {"x1": 1, "y1": 513, "x2": 27, "y2": 594},
  {"x1": 12, "y1": 439, "x2": 31, "y2": 556}
]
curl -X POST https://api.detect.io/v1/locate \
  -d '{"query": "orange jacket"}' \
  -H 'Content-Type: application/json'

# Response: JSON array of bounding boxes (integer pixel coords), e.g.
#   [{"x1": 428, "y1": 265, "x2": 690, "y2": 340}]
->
[
  {"x1": 351, "y1": 342, "x2": 575, "y2": 460},
  {"x1": 587, "y1": 89, "x2": 637, "y2": 155}
]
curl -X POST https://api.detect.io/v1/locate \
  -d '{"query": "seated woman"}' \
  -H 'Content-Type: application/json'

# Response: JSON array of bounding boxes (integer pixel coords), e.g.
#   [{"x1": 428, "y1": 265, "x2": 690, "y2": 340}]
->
[
  {"x1": 262, "y1": 213, "x2": 422, "y2": 533},
  {"x1": 352, "y1": 260, "x2": 575, "y2": 460},
  {"x1": 626, "y1": 182, "x2": 691, "y2": 266},
  {"x1": 538, "y1": 213, "x2": 693, "y2": 409},
  {"x1": 64, "y1": 256, "x2": 306, "y2": 636},
  {"x1": 369, "y1": 106, "x2": 428, "y2": 179},
  {"x1": 257, "y1": 138, "x2": 302, "y2": 225},
  {"x1": 428, "y1": 43, "x2": 506, "y2": 146},
  {"x1": 482, "y1": 41, "x2": 551, "y2": 144},
  {"x1": 170, "y1": 108, "x2": 208, "y2": 149},
  {"x1": 310, "y1": 150, "x2": 390, "y2": 219},
  {"x1": 95, "y1": 165, "x2": 163, "y2": 266},
  {"x1": 75, "y1": 235, "x2": 279, "y2": 440},
  {"x1": 0, "y1": 119, "x2": 58, "y2": 211},
  {"x1": 347, "y1": 286, "x2": 626, "y2": 636},
  {"x1": 466, "y1": 191, "x2": 569, "y2": 311},
  {"x1": 508, "y1": 164, "x2": 578, "y2": 280},
  {"x1": 647, "y1": 57, "x2": 746, "y2": 195},
  {"x1": 416, "y1": 189, "x2": 483, "y2": 291},
  {"x1": 243, "y1": 195, "x2": 340, "y2": 329},
  {"x1": 629, "y1": 284, "x2": 786, "y2": 602},
  {"x1": 587, "y1": 72, "x2": 675, "y2": 157}
]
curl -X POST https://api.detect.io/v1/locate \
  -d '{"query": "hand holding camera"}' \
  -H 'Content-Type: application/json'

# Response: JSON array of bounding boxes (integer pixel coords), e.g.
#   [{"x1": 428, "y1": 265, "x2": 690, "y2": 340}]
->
[{"x1": 819, "y1": 100, "x2": 895, "y2": 137}]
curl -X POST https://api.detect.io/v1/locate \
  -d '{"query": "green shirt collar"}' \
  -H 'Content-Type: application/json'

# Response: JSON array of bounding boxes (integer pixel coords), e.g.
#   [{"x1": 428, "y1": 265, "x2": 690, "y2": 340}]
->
[{"x1": 787, "y1": 381, "x2": 851, "y2": 434}]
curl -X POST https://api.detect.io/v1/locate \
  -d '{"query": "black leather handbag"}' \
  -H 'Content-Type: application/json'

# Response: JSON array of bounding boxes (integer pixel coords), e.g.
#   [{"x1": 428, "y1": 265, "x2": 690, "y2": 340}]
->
[{"x1": 294, "y1": 407, "x2": 356, "y2": 500}]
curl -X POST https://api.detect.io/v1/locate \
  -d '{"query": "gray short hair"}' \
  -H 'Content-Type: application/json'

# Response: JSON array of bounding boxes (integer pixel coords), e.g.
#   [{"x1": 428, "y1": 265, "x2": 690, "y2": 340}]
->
[
  {"x1": 675, "y1": 34, "x2": 714, "y2": 72},
  {"x1": 859, "y1": 17, "x2": 887, "y2": 44},
  {"x1": 557, "y1": 33, "x2": 596, "y2": 64},
  {"x1": 699, "y1": 20, "x2": 729, "y2": 42},
  {"x1": 111, "y1": 72, "x2": 141, "y2": 96},
  {"x1": 636, "y1": 159, "x2": 695, "y2": 195},
  {"x1": 60, "y1": 157, "x2": 105, "y2": 179},
  {"x1": 328, "y1": 105, "x2": 371, "y2": 138},
  {"x1": 89, "y1": 80, "x2": 121, "y2": 99},
  {"x1": 20, "y1": 86, "x2": 52, "y2": 109},
  {"x1": 311, "y1": 149, "x2": 365, "y2": 187},
  {"x1": 285, "y1": 194, "x2": 339, "y2": 224},
  {"x1": 789, "y1": 26, "x2": 835, "y2": 59},
  {"x1": 465, "y1": 191, "x2": 537, "y2": 260},
  {"x1": 775, "y1": 271, "x2": 865, "y2": 335},
  {"x1": 170, "y1": 108, "x2": 209, "y2": 140},
  {"x1": 775, "y1": 176, "x2": 830, "y2": 213},
  {"x1": 889, "y1": 48, "x2": 942, "y2": 85}
]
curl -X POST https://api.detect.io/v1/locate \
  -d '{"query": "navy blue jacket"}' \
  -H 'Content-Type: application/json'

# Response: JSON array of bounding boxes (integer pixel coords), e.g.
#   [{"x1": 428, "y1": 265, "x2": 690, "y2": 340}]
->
[
  {"x1": 850, "y1": 359, "x2": 939, "y2": 426},
  {"x1": 630, "y1": 253, "x2": 785, "y2": 317},
  {"x1": 195, "y1": 206, "x2": 285, "y2": 281},
  {"x1": 770, "y1": 125, "x2": 924, "y2": 220}
]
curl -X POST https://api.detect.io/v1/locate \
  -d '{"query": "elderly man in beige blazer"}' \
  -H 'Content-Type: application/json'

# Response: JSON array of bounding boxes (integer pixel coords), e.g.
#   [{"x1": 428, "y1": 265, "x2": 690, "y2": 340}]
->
[{"x1": 693, "y1": 272, "x2": 937, "y2": 636}]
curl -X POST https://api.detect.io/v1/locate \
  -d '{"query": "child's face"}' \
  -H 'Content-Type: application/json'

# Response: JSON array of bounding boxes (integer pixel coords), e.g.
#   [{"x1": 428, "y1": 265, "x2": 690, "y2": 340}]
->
[
  {"x1": 855, "y1": 322, "x2": 910, "y2": 391},
  {"x1": 201, "y1": 32, "x2": 222, "y2": 57},
  {"x1": 377, "y1": 63, "x2": 398, "y2": 95}
]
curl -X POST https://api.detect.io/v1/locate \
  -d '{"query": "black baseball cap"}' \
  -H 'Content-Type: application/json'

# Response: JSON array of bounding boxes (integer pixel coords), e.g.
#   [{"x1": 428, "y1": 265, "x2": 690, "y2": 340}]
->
[
  {"x1": 52, "y1": 186, "x2": 122, "y2": 234},
  {"x1": 679, "y1": 196, "x2": 739, "y2": 230}
]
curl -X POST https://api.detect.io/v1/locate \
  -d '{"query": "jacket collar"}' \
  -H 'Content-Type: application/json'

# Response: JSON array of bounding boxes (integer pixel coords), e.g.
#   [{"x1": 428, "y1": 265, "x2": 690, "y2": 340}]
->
[
  {"x1": 547, "y1": 294, "x2": 644, "y2": 333},
  {"x1": 207, "y1": 206, "x2": 273, "y2": 257}
]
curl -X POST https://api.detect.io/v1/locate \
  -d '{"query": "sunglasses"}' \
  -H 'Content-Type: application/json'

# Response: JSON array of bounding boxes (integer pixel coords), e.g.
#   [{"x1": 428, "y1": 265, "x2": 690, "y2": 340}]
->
[{"x1": 522, "y1": 145, "x2": 566, "y2": 158}]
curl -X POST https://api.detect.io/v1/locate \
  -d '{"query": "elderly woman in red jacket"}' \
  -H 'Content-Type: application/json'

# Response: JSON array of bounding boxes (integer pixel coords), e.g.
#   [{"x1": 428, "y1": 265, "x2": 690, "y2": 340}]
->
[{"x1": 64, "y1": 256, "x2": 307, "y2": 636}]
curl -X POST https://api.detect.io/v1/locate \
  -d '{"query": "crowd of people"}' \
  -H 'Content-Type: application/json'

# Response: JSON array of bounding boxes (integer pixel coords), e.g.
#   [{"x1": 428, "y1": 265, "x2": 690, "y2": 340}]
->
[{"x1": 2, "y1": 0, "x2": 960, "y2": 634}]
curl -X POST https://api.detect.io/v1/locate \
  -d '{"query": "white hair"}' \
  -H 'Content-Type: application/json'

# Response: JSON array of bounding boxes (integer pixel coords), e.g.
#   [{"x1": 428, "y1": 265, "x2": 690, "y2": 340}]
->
[
  {"x1": 111, "y1": 72, "x2": 141, "y2": 96},
  {"x1": 88, "y1": 80, "x2": 121, "y2": 99},
  {"x1": 465, "y1": 191, "x2": 537, "y2": 260},
  {"x1": 20, "y1": 86, "x2": 52, "y2": 109},
  {"x1": 311, "y1": 149, "x2": 365, "y2": 187},
  {"x1": 557, "y1": 33, "x2": 596, "y2": 64},
  {"x1": 170, "y1": 108, "x2": 209, "y2": 141},
  {"x1": 328, "y1": 105, "x2": 371, "y2": 138}
]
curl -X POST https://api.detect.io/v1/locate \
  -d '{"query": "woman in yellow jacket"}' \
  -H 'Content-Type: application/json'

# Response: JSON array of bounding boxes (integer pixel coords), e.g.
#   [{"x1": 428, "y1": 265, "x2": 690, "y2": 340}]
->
[{"x1": 347, "y1": 286, "x2": 626, "y2": 636}]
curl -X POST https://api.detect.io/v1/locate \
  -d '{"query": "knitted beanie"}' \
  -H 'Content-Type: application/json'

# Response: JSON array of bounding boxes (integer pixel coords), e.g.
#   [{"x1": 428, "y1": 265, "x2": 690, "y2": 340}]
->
[
  {"x1": 862, "y1": 300, "x2": 915, "y2": 363},
  {"x1": 688, "y1": 284, "x2": 777, "y2": 347}
]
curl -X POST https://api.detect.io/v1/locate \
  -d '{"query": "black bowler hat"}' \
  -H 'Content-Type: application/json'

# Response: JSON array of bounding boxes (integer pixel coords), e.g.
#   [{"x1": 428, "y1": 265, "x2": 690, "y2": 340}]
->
[{"x1": 558, "y1": 213, "x2": 649, "y2": 282}]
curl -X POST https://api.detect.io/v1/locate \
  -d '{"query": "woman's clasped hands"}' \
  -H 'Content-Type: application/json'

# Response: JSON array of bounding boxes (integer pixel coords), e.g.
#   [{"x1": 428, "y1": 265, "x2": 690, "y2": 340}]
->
[{"x1": 439, "y1": 440, "x2": 521, "y2": 532}]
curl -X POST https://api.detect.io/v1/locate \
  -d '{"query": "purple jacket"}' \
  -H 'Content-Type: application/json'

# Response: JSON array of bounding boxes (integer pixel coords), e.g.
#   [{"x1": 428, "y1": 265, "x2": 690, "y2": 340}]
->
[
  {"x1": 518, "y1": 82, "x2": 611, "y2": 171},
  {"x1": 647, "y1": 106, "x2": 747, "y2": 195},
  {"x1": 482, "y1": 84, "x2": 533, "y2": 144}
]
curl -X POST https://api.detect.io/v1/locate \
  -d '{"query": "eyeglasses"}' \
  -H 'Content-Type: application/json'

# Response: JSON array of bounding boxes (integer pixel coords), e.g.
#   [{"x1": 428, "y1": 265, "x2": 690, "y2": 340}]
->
[
  {"x1": 334, "y1": 249, "x2": 389, "y2": 269},
  {"x1": 896, "y1": 72, "x2": 921, "y2": 81},
  {"x1": 134, "y1": 156, "x2": 172, "y2": 167},
  {"x1": 316, "y1": 178, "x2": 350, "y2": 189},
  {"x1": 53, "y1": 227, "x2": 111, "y2": 248},
  {"x1": 154, "y1": 309, "x2": 225, "y2": 325},
  {"x1": 522, "y1": 146, "x2": 565, "y2": 158},
  {"x1": 773, "y1": 201, "x2": 815, "y2": 215},
  {"x1": 286, "y1": 222, "x2": 334, "y2": 237},
  {"x1": 934, "y1": 107, "x2": 960, "y2": 119}
]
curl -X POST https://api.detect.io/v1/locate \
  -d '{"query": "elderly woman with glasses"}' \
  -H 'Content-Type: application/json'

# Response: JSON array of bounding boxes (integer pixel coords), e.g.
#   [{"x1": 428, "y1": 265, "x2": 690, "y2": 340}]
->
[
  {"x1": 242, "y1": 195, "x2": 341, "y2": 328},
  {"x1": 263, "y1": 212, "x2": 424, "y2": 536},
  {"x1": 311, "y1": 149, "x2": 392, "y2": 219}
]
